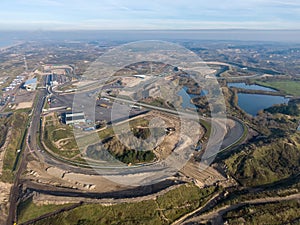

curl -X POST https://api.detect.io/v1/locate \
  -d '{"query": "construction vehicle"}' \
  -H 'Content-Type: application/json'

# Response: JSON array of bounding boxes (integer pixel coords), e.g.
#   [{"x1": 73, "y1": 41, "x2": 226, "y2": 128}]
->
[{"x1": 99, "y1": 103, "x2": 109, "y2": 108}]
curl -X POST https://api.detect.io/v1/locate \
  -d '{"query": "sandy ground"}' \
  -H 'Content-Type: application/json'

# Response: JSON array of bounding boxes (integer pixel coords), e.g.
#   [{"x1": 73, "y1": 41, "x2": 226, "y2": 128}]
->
[
  {"x1": 0, "y1": 182, "x2": 12, "y2": 225},
  {"x1": 73, "y1": 80, "x2": 94, "y2": 87},
  {"x1": 25, "y1": 161, "x2": 126, "y2": 193},
  {"x1": 180, "y1": 162, "x2": 226, "y2": 187},
  {"x1": 12, "y1": 88, "x2": 35, "y2": 109},
  {"x1": 121, "y1": 76, "x2": 152, "y2": 88},
  {"x1": 141, "y1": 111, "x2": 204, "y2": 160},
  {"x1": 118, "y1": 76, "x2": 152, "y2": 96},
  {"x1": 31, "y1": 184, "x2": 187, "y2": 208},
  {"x1": 14, "y1": 102, "x2": 33, "y2": 109}
]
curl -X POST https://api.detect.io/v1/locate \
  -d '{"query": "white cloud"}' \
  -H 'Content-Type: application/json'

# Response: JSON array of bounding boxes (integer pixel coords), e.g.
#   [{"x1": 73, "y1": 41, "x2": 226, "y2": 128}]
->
[{"x1": 0, "y1": 0, "x2": 300, "y2": 30}]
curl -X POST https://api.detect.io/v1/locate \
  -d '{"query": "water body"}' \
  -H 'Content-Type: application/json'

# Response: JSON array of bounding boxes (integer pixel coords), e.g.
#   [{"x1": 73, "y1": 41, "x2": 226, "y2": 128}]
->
[
  {"x1": 237, "y1": 93, "x2": 289, "y2": 116},
  {"x1": 0, "y1": 36, "x2": 17, "y2": 48},
  {"x1": 178, "y1": 88, "x2": 197, "y2": 110},
  {"x1": 215, "y1": 66, "x2": 229, "y2": 77},
  {"x1": 177, "y1": 86, "x2": 207, "y2": 109},
  {"x1": 228, "y1": 82, "x2": 277, "y2": 92}
]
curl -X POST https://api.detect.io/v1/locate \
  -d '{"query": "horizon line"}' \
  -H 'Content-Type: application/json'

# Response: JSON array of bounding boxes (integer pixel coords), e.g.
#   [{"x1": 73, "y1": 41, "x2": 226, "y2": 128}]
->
[{"x1": 1, "y1": 28, "x2": 300, "y2": 32}]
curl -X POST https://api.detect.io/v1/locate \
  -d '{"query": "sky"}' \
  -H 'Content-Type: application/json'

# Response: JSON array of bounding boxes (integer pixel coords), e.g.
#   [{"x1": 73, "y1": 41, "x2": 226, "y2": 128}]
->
[{"x1": 0, "y1": 0, "x2": 299, "y2": 30}]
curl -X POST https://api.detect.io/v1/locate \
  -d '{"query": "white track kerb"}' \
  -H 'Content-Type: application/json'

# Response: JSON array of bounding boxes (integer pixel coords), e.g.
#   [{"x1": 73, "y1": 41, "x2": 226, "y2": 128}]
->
[{"x1": 72, "y1": 40, "x2": 227, "y2": 186}]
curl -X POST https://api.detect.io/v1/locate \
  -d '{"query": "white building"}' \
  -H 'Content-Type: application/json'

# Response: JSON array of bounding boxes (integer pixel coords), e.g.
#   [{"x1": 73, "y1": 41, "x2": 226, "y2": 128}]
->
[
  {"x1": 64, "y1": 112, "x2": 85, "y2": 125},
  {"x1": 24, "y1": 78, "x2": 37, "y2": 91}
]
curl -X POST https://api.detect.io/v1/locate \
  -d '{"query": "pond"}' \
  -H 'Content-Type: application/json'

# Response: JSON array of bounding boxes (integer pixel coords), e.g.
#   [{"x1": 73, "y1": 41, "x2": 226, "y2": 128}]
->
[
  {"x1": 228, "y1": 82, "x2": 277, "y2": 92},
  {"x1": 177, "y1": 87, "x2": 207, "y2": 109},
  {"x1": 237, "y1": 93, "x2": 289, "y2": 116}
]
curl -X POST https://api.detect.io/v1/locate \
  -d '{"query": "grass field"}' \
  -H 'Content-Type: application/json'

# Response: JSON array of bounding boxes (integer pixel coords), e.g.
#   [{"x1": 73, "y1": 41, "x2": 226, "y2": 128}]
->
[
  {"x1": 0, "y1": 116, "x2": 10, "y2": 148},
  {"x1": 1, "y1": 110, "x2": 29, "y2": 183},
  {"x1": 199, "y1": 118, "x2": 211, "y2": 139},
  {"x1": 42, "y1": 115, "x2": 153, "y2": 164},
  {"x1": 225, "y1": 133, "x2": 300, "y2": 186},
  {"x1": 156, "y1": 184, "x2": 216, "y2": 221},
  {"x1": 256, "y1": 80, "x2": 300, "y2": 96},
  {"x1": 17, "y1": 198, "x2": 72, "y2": 224},
  {"x1": 18, "y1": 184, "x2": 218, "y2": 225},
  {"x1": 43, "y1": 114, "x2": 80, "y2": 159},
  {"x1": 223, "y1": 200, "x2": 300, "y2": 224},
  {"x1": 76, "y1": 118, "x2": 149, "y2": 148}
]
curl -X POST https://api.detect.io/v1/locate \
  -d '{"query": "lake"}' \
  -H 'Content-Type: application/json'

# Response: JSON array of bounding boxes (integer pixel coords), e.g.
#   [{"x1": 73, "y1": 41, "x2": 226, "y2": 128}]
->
[
  {"x1": 178, "y1": 84, "x2": 287, "y2": 115},
  {"x1": 177, "y1": 87, "x2": 207, "y2": 109},
  {"x1": 228, "y1": 82, "x2": 277, "y2": 92},
  {"x1": 237, "y1": 93, "x2": 289, "y2": 116}
]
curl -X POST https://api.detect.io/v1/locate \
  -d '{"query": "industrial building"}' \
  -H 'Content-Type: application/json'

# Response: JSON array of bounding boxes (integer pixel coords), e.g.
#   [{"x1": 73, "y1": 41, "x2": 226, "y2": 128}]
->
[
  {"x1": 23, "y1": 78, "x2": 37, "y2": 91},
  {"x1": 64, "y1": 112, "x2": 85, "y2": 125}
]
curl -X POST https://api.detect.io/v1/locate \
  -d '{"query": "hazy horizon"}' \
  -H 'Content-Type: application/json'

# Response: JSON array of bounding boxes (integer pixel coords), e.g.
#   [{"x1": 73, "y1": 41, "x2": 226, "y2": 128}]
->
[
  {"x1": 1, "y1": 0, "x2": 299, "y2": 43},
  {"x1": 1, "y1": 29, "x2": 300, "y2": 44}
]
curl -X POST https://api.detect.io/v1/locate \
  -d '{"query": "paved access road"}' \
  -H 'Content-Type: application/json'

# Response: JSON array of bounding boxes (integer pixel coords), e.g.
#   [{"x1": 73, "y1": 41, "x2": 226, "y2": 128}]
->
[{"x1": 6, "y1": 75, "x2": 48, "y2": 225}]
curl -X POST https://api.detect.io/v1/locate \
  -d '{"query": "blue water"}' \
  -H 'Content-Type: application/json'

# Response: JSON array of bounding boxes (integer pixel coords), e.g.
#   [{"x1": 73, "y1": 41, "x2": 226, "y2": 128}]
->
[
  {"x1": 178, "y1": 88, "x2": 196, "y2": 109},
  {"x1": 228, "y1": 82, "x2": 277, "y2": 92},
  {"x1": 177, "y1": 86, "x2": 207, "y2": 109},
  {"x1": 0, "y1": 40, "x2": 15, "y2": 48},
  {"x1": 237, "y1": 93, "x2": 289, "y2": 116}
]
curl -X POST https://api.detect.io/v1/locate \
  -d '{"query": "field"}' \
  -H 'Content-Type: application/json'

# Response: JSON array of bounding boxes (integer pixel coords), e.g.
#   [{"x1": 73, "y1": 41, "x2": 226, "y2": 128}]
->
[
  {"x1": 225, "y1": 133, "x2": 300, "y2": 186},
  {"x1": 76, "y1": 118, "x2": 150, "y2": 146},
  {"x1": 223, "y1": 200, "x2": 300, "y2": 224},
  {"x1": 43, "y1": 114, "x2": 157, "y2": 164},
  {"x1": 86, "y1": 118, "x2": 157, "y2": 164},
  {"x1": 42, "y1": 113, "x2": 80, "y2": 159},
  {"x1": 17, "y1": 198, "x2": 72, "y2": 224},
  {"x1": 0, "y1": 116, "x2": 10, "y2": 149},
  {"x1": 1, "y1": 110, "x2": 29, "y2": 183},
  {"x1": 256, "y1": 80, "x2": 300, "y2": 96},
  {"x1": 18, "y1": 184, "x2": 218, "y2": 225}
]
